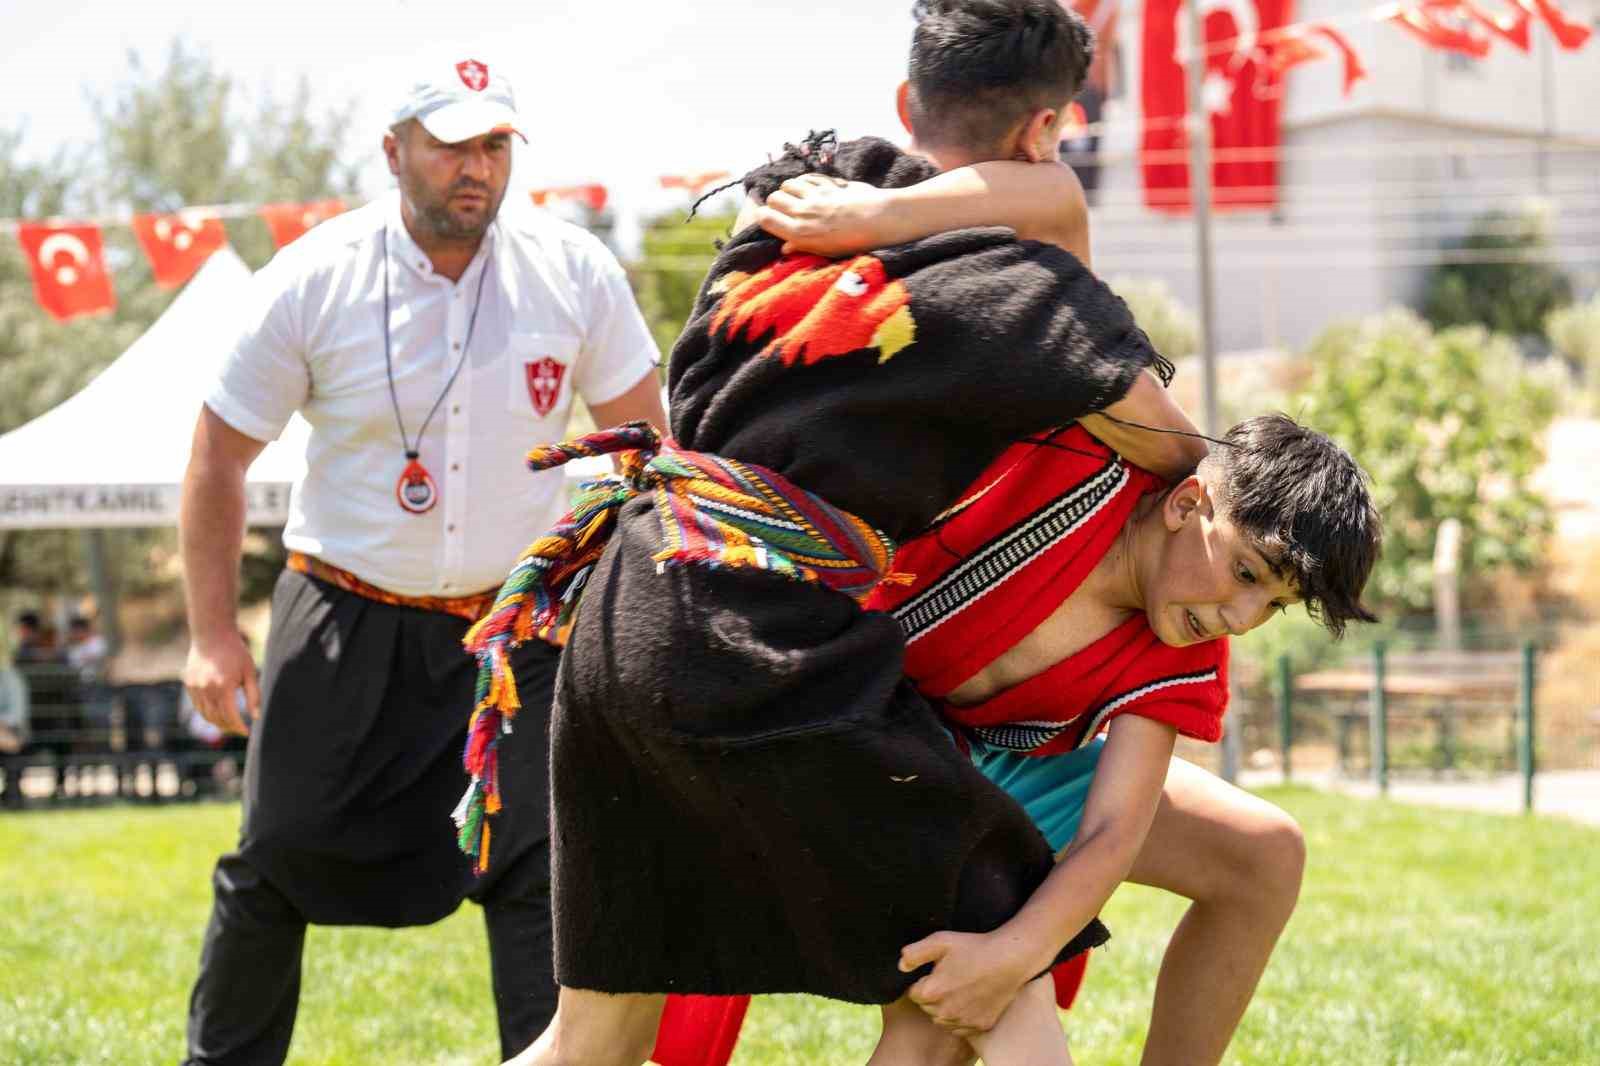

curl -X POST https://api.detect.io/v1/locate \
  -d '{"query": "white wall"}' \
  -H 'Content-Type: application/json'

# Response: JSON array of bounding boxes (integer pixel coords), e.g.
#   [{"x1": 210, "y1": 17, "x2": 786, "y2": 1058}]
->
[
  {"x1": 1081, "y1": 0, "x2": 1600, "y2": 354},
  {"x1": 1284, "y1": 0, "x2": 1600, "y2": 139}
]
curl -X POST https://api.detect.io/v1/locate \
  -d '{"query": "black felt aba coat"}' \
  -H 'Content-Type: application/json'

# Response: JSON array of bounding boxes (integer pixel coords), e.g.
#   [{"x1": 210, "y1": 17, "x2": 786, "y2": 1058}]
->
[{"x1": 549, "y1": 138, "x2": 1161, "y2": 1003}]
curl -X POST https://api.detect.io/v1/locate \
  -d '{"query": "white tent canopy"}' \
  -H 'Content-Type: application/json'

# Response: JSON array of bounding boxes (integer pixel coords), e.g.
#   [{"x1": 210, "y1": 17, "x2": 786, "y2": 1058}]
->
[{"x1": 0, "y1": 249, "x2": 310, "y2": 530}]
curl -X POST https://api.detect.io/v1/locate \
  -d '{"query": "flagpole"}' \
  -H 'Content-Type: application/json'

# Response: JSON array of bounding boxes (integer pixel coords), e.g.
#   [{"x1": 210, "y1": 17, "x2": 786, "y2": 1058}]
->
[
  {"x1": 1537, "y1": 30, "x2": 1554, "y2": 193},
  {"x1": 1183, "y1": 0, "x2": 1239, "y2": 784}
]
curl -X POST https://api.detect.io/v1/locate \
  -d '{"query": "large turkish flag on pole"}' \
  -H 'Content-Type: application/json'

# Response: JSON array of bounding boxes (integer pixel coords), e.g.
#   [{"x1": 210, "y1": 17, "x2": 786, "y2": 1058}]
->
[
  {"x1": 1142, "y1": 0, "x2": 1294, "y2": 213},
  {"x1": 16, "y1": 222, "x2": 117, "y2": 322},
  {"x1": 132, "y1": 211, "x2": 229, "y2": 288}
]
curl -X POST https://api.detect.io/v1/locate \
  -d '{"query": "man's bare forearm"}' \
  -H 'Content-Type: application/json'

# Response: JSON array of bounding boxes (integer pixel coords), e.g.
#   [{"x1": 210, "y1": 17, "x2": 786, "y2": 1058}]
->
[
  {"x1": 180, "y1": 425, "x2": 251, "y2": 643},
  {"x1": 181, "y1": 459, "x2": 246, "y2": 642}
]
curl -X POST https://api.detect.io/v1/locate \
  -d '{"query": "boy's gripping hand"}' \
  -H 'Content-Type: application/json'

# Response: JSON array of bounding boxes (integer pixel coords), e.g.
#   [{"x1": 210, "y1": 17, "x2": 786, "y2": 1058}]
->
[
  {"x1": 899, "y1": 927, "x2": 1051, "y2": 1036},
  {"x1": 755, "y1": 174, "x2": 893, "y2": 257}
]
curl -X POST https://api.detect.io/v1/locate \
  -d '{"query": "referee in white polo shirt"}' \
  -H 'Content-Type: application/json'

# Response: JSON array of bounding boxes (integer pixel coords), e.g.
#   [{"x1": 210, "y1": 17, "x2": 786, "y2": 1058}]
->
[{"x1": 177, "y1": 58, "x2": 663, "y2": 1065}]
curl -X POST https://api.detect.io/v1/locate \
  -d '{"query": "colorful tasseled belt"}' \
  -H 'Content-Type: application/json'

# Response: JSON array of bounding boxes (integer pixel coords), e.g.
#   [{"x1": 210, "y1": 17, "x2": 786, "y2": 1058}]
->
[
  {"x1": 453, "y1": 420, "x2": 912, "y2": 872},
  {"x1": 286, "y1": 552, "x2": 497, "y2": 622}
]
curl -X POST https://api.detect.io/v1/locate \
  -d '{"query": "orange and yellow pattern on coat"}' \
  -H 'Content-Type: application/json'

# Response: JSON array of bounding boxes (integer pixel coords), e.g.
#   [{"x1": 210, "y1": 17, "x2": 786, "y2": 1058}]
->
[{"x1": 710, "y1": 253, "x2": 917, "y2": 367}]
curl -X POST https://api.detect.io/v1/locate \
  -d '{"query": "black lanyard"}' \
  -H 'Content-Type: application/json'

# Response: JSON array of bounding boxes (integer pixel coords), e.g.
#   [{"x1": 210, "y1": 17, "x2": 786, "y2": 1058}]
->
[{"x1": 380, "y1": 226, "x2": 492, "y2": 462}]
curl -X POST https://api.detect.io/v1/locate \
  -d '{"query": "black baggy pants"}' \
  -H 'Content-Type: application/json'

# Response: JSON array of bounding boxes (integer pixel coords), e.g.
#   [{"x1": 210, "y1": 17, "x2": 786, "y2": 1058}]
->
[
  {"x1": 183, "y1": 839, "x2": 556, "y2": 1064},
  {"x1": 183, "y1": 570, "x2": 558, "y2": 1063}
]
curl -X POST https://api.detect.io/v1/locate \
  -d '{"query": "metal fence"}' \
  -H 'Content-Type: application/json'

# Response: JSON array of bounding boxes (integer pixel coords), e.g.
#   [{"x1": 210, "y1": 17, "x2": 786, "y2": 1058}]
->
[
  {"x1": 0, "y1": 666, "x2": 244, "y2": 808},
  {"x1": 1275, "y1": 641, "x2": 1542, "y2": 808},
  {"x1": 1190, "y1": 621, "x2": 1600, "y2": 818}
]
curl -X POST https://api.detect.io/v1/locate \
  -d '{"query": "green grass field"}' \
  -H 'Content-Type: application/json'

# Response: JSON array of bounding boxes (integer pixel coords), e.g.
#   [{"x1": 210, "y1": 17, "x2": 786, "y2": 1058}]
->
[{"x1": 2, "y1": 788, "x2": 1596, "y2": 1065}]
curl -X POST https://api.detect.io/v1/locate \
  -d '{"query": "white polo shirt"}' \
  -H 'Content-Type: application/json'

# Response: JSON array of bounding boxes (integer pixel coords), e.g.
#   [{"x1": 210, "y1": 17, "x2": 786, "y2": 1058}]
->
[{"x1": 207, "y1": 192, "x2": 659, "y2": 597}]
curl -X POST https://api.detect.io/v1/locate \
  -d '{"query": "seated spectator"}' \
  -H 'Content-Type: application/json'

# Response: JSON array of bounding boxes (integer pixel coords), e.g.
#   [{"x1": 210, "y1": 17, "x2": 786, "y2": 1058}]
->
[
  {"x1": 11, "y1": 615, "x2": 83, "y2": 799},
  {"x1": 13, "y1": 611, "x2": 62, "y2": 665},
  {"x1": 65, "y1": 616, "x2": 109, "y2": 678},
  {"x1": 66, "y1": 616, "x2": 113, "y2": 753}
]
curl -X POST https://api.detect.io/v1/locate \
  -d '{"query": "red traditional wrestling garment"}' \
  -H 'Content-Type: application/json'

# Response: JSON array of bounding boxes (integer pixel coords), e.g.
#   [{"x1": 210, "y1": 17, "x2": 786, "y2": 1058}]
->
[{"x1": 875, "y1": 422, "x2": 1228, "y2": 746}]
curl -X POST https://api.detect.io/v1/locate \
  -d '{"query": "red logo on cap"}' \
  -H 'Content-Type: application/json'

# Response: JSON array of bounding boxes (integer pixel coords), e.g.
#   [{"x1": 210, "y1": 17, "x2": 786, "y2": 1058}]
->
[
  {"x1": 525, "y1": 358, "x2": 566, "y2": 417},
  {"x1": 456, "y1": 59, "x2": 489, "y2": 91}
]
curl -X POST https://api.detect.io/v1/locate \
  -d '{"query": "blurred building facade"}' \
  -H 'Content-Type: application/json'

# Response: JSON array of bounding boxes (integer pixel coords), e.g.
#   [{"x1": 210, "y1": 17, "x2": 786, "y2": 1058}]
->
[{"x1": 1080, "y1": 0, "x2": 1600, "y2": 352}]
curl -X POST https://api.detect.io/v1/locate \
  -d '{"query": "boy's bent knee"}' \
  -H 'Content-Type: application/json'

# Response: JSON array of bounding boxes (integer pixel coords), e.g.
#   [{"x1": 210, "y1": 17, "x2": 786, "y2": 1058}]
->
[{"x1": 1242, "y1": 806, "x2": 1306, "y2": 911}]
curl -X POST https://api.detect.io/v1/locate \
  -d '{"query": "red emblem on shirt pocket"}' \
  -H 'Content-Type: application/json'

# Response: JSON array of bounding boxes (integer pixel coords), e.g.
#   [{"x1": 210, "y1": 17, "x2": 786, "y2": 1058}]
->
[{"x1": 524, "y1": 357, "x2": 566, "y2": 417}]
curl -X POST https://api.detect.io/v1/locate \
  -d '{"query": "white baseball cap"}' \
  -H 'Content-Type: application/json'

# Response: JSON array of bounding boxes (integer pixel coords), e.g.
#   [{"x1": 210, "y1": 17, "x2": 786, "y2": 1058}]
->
[{"x1": 393, "y1": 58, "x2": 526, "y2": 144}]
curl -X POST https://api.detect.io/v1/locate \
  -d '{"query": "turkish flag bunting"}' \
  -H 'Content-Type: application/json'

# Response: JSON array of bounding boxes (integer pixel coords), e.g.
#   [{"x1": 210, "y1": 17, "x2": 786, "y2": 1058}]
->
[
  {"x1": 259, "y1": 199, "x2": 347, "y2": 249},
  {"x1": 1390, "y1": 6, "x2": 1493, "y2": 57},
  {"x1": 1456, "y1": 0, "x2": 1533, "y2": 50},
  {"x1": 660, "y1": 170, "x2": 732, "y2": 196},
  {"x1": 1264, "y1": 31, "x2": 1328, "y2": 77},
  {"x1": 530, "y1": 184, "x2": 609, "y2": 212},
  {"x1": 1303, "y1": 23, "x2": 1369, "y2": 94},
  {"x1": 1514, "y1": 0, "x2": 1593, "y2": 49},
  {"x1": 132, "y1": 211, "x2": 228, "y2": 288},
  {"x1": 16, "y1": 222, "x2": 116, "y2": 322},
  {"x1": 1141, "y1": 0, "x2": 1294, "y2": 213}
]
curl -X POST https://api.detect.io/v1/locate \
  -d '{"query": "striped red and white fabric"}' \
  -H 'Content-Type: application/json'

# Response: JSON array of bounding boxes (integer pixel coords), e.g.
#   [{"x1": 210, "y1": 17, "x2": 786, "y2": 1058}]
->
[{"x1": 868, "y1": 423, "x2": 1229, "y2": 753}]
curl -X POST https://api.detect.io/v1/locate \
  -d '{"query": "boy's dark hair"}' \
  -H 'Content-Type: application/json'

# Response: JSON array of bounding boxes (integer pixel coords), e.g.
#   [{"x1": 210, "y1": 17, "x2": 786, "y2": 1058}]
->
[
  {"x1": 1200, "y1": 414, "x2": 1381, "y2": 639},
  {"x1": 16, "y1": 611, "x2": 41, "y2": 630},
  {"x1": 908, "y1": 0, "x2": 1095, "y2": 154}
]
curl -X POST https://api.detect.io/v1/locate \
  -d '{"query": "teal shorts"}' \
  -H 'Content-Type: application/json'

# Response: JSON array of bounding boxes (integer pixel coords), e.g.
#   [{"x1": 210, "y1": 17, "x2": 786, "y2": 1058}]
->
[{"x1": 969, "y1": 736, "x2": 1107, "y2": 853}]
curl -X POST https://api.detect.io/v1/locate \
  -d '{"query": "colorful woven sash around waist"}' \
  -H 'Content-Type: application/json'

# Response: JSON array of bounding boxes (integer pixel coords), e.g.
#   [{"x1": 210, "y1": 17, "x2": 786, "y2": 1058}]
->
[
  {"x1": 286, "y1": 552, "x2": 496, "y2": 623},
  {"x1": 453, "y1": 420, "x2": 911, "y2": 871}
]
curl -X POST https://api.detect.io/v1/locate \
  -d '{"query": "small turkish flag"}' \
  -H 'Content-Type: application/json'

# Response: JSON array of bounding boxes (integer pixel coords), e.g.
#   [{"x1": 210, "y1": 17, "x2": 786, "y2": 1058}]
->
[
  {"x1": 1460, "y1": 0, "x2": 1533, "y2": 51},
  {"x1": 1309, "y1": 24, "x2": 1370, "y2": 95},
  {"x1": 1390, "y1": 5, "x2": 1492, "y2": 57},
  {"x1": 1265, "y1": 33, "x2": 1328, "y2": 78},
  {"x1": 259, "y1": 199, "x2": 348, "y2": 249},
  {"x1": 1516, "y1": 0, "x2": 1593, "y2": 49},
  {"x1": 1265, "y1": 24, "x2": 1368, "y2": 97},
  {"x1": 530, "y1": 184, "x2": 609, "y2": 213},
  {"x1": 132, "y1": 211, "x2": 228, "y2": 288},
  {"x1": 660, "y1": 171, "x2": 732, "y2": 196},
  {"x1": 16, "y1": 222, "x2": 116, "y2": 322}
]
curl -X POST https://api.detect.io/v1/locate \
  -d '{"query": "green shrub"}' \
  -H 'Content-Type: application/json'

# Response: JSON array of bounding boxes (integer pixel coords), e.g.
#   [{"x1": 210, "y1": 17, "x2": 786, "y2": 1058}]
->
[
  {"x1": 1108, "y1": 275, "x2": 1199, "y2": 362},
  {"x1": 1421, "y1": 206, "x2": 1573, "y2": 337},
  {"x1": 1546, "y1": 295, "x2": 1600, "y2": 393},
  {"x1": 627, "y1": 209, "x2": 738, "y2": 365},
  {"x1": 1292, "y1": 309, "x2": 1555, "y2": 613}
]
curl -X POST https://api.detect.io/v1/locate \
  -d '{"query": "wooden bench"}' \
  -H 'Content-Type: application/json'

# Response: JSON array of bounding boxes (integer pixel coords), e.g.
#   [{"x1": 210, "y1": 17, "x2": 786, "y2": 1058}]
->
[{"x1": 1295, "y1": 650, "x2": 1524, "y2": 775}]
